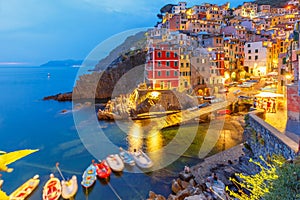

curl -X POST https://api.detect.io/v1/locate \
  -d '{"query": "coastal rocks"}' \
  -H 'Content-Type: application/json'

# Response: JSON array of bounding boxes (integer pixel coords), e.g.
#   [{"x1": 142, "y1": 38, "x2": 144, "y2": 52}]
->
[
  {"x1": 73, "y1": 50, "x2": 147, "y2": 100},
  {"x1": 171, "y1": 179, "x2": 182, "y2": 194},
  {"x1": 147, "y1": 191, "x2": 166, "y2": 200},
  {"x1": 43, "y1": 92, "x2": 72, "y2": 101}
]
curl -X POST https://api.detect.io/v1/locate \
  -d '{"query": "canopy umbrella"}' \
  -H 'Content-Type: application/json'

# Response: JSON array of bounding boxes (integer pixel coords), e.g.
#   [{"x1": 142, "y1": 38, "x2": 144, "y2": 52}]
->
[{"x1": 255, "y1": 92, "x2": 284, "y2": 98}]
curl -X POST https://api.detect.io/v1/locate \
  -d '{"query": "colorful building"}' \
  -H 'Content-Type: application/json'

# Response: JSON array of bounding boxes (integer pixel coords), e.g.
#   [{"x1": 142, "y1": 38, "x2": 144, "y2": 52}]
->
[{"x1": 146, "y1": 43, "x2": 180, "y2": 90}]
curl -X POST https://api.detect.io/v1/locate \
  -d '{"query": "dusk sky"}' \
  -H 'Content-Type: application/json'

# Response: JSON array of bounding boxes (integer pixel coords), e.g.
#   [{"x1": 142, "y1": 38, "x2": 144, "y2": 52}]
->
[{"x1": 0, "y1": 0, "x2": 246, "y2": 65}]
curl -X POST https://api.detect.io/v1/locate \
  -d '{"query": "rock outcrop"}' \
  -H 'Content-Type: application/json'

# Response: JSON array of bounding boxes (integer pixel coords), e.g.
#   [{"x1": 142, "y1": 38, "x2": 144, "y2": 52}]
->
[{"x1": 43, "y1": 92, "x2": 72, "y2": 101}]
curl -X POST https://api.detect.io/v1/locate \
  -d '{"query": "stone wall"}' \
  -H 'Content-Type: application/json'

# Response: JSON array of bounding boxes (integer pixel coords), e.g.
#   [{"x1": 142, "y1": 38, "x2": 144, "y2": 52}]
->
[
  {"x1": 244, "y1": 111, "x2": 299, "y2": 160},
  {"x1": 287, "y1": 84, "x2": 300, "y2": 121}
]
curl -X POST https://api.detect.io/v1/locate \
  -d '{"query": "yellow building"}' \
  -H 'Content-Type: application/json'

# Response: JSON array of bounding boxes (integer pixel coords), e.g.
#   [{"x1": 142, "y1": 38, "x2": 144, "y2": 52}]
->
[{"x1": 179, "y1": 52, "x2": 191, "y2": 92}]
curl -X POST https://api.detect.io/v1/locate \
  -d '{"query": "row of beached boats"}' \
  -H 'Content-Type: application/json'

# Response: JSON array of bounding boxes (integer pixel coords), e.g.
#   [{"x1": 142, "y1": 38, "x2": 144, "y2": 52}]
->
[
  {"x1": 81, "y1": 147, "x2": 153, "y2": 188},
  {"x1": 8, "y1": 147, "x2": 153, "y2": 199}
]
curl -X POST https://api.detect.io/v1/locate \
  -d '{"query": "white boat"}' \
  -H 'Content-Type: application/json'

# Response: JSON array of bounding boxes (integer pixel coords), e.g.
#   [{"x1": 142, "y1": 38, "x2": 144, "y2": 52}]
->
[
  {"x1": 132, "y1": 150, "x2": 153, "y2": 169},
  {"x1": 119, "y1": 147, "x2": 135, "y2": 166},
  {"x1": 61, "y1": 175, "x2": 78, "y2": 199},
  {"x1": 106, "y1": 154, "x2": 124, "y2": 172}
]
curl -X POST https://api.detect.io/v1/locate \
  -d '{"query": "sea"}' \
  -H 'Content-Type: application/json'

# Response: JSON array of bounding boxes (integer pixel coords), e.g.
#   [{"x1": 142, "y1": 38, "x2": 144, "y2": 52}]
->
[{"x1": 0, "y1": 65, "x2": 242, "y2": 199}]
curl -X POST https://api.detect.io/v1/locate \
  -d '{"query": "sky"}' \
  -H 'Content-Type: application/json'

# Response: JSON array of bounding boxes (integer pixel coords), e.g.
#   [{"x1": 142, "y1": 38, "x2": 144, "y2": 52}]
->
[{"x1": 0, "y1": 0, "x2": 245, "y2": 65}]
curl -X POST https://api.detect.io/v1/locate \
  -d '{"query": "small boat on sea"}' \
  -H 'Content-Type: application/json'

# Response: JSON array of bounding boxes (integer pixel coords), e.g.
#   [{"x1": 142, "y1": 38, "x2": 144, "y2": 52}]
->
[
  {"x1": 94, "y1": 160, "x2": 111, "y2": 179},
  {"x1": 106, "y1": 154, "x2": 124, "y2": 172},
  {"x1": 42, "y1": 174, "x2": 61, "y2": 200},
  {"x1": 9, "y1": 174, "x2": 40, "y2": 200},
  {"x1": 132, "y1": 150, "x2": 153, "y2": 169},
  {"x1": 81, "y1": 164, "x2": 97, "y2": 188},
  {"x1": 61, "y1": 175, "x2": 78, "y2": 199},
  {"x1": 119, "y1": 147, "x2": 135, "y2": 166}
]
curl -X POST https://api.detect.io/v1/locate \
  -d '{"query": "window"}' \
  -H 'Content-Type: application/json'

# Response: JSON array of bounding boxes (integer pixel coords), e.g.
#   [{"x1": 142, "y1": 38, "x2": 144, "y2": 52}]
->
[
  {"x1": 248, "y1": 56, "x2": 251, "y2": 60},
  {"x1": 248, "y1": 50, "x2": 251, "y2": 53},
  {"x1": 186, "y1": 63, "x2": 189, "y2": 68},
  {"x1": 174, "y1": 71, "x2": 178, "y2": 76},
  {"x1": 174, "y1": 53, "x2": 178, "y2": 58},
  {"x1": 158, "y1": 71, "x2": 161, "y2": 76},
  {"x1": 158, "y1": 61, "x2": 161, "y2": 67},
  {"x1": 255, "y1": 49, "x2": 258, "y2": 53},
  {"x1": 202, "y1": 59, "x2": 205, "y2": 64},
  {"x1": 166, "y1": 61, "x2": 170, "y2": 67},
  {"x1": 166, "y1": 52, "x2": 170, "y2": 58},
  {"x1": 174, "y1": 61, "x2": 178, "y2": 67},
  {"x1": 157, "y1": 52, "x2": 161, "y2": 57},
  {"x1": 181, "y1": 63, "x2": 184, "y2": 68},
  {"x1": 255, "y1": 55, "x2": 258, "y2": 60},
  {"x1": 166, "y1": 71, "x2": 170, "y2": 76},
  {"x1": 247, "y1": 44, "x2": 251, "y2": 47},
  {"x1": 197, "y1": 58, "x2": 200, "y2": 63}
]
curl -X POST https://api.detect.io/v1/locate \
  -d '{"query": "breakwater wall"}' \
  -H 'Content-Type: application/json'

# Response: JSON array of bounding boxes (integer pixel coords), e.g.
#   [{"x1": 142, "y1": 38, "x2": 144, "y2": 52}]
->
[{"x1": 244, "y1": 110, "x2": 299, "y2": 160}]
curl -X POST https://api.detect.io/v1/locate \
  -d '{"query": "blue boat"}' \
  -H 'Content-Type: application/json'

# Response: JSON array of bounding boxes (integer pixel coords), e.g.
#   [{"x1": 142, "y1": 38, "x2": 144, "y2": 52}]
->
[
  {"x1": 119, "y1": 147, "x2": 135, "y2": 166},
  {"x1": 81, "y1": 163, "x2": 97, "y2": 188}
]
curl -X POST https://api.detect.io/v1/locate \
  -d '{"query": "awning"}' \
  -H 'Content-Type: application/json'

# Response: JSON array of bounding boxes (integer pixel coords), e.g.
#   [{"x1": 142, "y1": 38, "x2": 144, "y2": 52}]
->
[{"x1": 255, "y1": 92, "x2": 284, "y2": 98}]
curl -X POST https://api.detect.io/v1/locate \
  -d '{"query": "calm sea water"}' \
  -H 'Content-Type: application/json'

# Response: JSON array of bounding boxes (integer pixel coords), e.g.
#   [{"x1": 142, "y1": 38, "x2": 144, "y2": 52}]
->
[{"x1": 0, "y1": 65, "x2": 241, "y2": 199}]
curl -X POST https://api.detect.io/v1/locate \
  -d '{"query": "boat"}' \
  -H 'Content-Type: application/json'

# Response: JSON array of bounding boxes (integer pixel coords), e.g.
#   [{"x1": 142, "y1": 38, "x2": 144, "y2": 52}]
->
[
  {"x1": 132, "y1": 150, "x2": 153, "y2": 169},
  {"x1": 61, "y1": 175, "x2": 78, "y2": 199},
  {"x1": 9, "y1": 174, "x2": 40, "y2": 200},
  {"x1": 81, "y1": 164, "x2": 97, "y2": 188},
  {"x1": 94, "y1": 160, "x2": 111, "y2": 179},
  {"x1": 42, "y1": 174, "x2": 61, "y2": 200},
  {"x1": 119, "y1": 147, "x2": 135, "y2": 166},
  {"x1": 106, "y1": 154, "x2": 125, "y2": 172}
]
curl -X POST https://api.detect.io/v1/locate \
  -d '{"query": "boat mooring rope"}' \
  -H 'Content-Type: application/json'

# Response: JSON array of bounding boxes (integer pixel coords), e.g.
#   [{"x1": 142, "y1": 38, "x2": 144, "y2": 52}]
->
[{"x1": 108, "y1": 182, "x2": 122, "y2": 200}]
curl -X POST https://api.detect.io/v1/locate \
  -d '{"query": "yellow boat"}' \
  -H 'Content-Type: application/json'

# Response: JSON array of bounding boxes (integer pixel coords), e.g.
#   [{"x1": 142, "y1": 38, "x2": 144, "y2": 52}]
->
[{"x1": 9, "y1": 175, "x2": 40, "y2": 200}]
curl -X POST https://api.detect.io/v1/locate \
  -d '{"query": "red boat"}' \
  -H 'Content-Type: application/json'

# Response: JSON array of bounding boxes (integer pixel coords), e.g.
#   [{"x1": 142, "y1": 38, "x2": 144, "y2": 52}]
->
[{"x1": 94, "y1": 160, "x2": 111, "y2": 179}]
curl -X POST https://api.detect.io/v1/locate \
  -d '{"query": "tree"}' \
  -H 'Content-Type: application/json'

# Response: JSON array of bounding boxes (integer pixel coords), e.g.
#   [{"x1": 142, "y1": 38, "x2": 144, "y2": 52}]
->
[{"x1": 227, "y1": 155, "x2": 300, "y2": 199}]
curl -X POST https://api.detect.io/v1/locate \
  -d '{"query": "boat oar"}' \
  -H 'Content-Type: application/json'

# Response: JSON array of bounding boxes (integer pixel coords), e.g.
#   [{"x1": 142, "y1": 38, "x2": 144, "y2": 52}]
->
[{"x1": 55, "y1": 162, "x2": 66, "y2": 181}]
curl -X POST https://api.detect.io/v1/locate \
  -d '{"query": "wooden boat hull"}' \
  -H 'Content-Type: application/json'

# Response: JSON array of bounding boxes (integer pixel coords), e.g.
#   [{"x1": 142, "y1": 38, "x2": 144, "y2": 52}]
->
[
  {"x1": 132, "y1": 150, "x2": 153, "y2": 169},
  {"x1": 42, "y1": 174, "x2": 61, "y2": 200},
  {"x1": 106, "y1": 154, "x2": 124, "y2": 172},
  {"x1": 119, "y1": 148, "x2": 135, "y2": 166},
  {"x1": 94, "y1": 161, "x2": 111, "y2": 179},
  {"x1": 61, "y1": 175, "x2": 78, "y2": 199},
  {"x1": 9, "y1": 175, "x2": 40, "y2": 200},
  {"x1": 81, "y1": 164, "x2": 97, "y2": 188}
]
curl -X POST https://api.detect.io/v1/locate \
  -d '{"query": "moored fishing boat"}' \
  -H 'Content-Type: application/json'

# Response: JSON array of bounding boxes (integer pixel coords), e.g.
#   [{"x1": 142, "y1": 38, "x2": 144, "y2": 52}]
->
[
  {"x1": 81, "y1": 164, "x2": 97, "y2": 188},
  {"x1": 94, "y1": 160, "x2": 111, "y2": 179},
  {"x1": 61, "y1": 175, "x2": 78, "y2": 199},
  {"x1": 119, "y1": 147, "x2": 135, "y2": 166},
  {"x1": 132, "y1": 150, "x2": 153, "y2": 169},
  {"x1": 9, "y1": 174, "x2": 40, "y2": 200},
  {"x1": 106, "y1": 154, "x2": 124, "y2": 172},
  {"x1": 42, "y1": 174, "x2": 61, "y2": 200}
]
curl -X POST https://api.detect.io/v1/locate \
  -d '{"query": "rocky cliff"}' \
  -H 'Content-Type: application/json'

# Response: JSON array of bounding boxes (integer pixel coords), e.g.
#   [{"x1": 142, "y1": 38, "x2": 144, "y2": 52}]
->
[{"x1": 73, "y1": 49, "x2": 147, "y2": 100}]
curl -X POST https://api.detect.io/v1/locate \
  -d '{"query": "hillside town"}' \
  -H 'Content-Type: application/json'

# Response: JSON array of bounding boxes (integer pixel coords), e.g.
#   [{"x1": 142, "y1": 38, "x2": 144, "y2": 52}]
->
[{"x1": 145, "y1": 0, "x2": 300, "y2": 122}]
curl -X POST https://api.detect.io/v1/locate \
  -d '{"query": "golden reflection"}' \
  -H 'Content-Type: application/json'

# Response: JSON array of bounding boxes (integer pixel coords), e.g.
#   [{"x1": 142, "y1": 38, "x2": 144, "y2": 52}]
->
[
  {"x1": 127, "y1": 124, "x2": 143, "y2": 152},
  {"x1": 147, "y1": 130, "x2": 163, "y2": 153}
]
